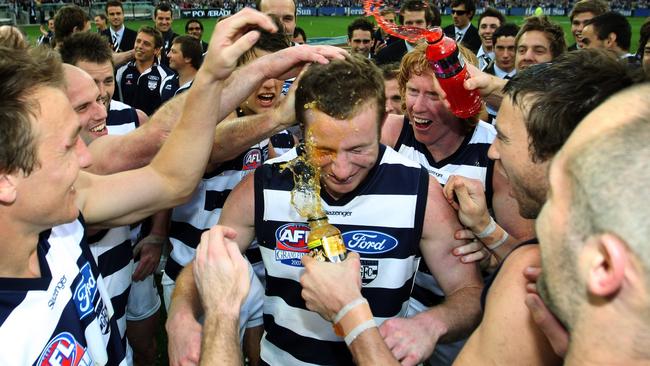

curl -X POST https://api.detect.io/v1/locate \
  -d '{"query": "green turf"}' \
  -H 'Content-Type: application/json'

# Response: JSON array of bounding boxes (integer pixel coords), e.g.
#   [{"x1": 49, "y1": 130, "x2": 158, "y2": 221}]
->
[{"x1": 19, "y1": 14, "x2": 646, "y2": 52}]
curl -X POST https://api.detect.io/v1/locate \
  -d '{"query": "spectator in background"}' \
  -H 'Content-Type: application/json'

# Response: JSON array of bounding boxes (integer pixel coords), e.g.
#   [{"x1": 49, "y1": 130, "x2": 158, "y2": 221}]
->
[
  {"x1": 161, "y1": 35, "x2": 202, "y2": 102},
  {"x1": 372, "y1": 7, "x2": 398, "y2": 54},
  {"x1": 581, "y1": 12, "x2": 639, "y2": 67},
  {"x1": 38, "y1": 17, "x2": 55, "y2": 46},
  {"x1": 476, "y1": 8, "x2": 505, "y2": 70},
  {"x1": 443, "y1": 0, "x2": 481, "y2": 54},
  {"x1": 293, "y1": 26, "x2": 306, "y2": 44},
  {"x1": 95, "y1": 13, "x2": 108, "y2": 33},
  {"x1": 347, "y1": 18, "x2": 374, "y2": 59},
  {"x1": 380, "y1": 63, "x2": 402, "y2": 115},
  {"x1": 483, "y1": 23, "x2": 518, "y2": 123},
  {"x1": 567, "y1": 0, "x2": 608, "y2": 51},
  {"x1": 102, "y1": 0, "x2": 137, "y2": 66},
  {"x1": 255, "y1": 0, "x2": 296, "y2": 38},
  {"x1": 185, "y1": 18, "x2": 209, "y2": 53},
  {"x1": 638, "y1": 18, "x2": 650, "y2": 78},
  {"x1": 515, "y1": 16, "x2": 565, "y2": 71},
  {"x1": 154, "y1": 2, "x2": 179, "y2": 68}
]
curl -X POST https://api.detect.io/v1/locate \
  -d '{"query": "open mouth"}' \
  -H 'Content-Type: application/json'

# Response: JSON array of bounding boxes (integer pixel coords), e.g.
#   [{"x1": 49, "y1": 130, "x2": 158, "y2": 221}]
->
[
  {"x1": 89, "y1": 122, "x2": 107, "y2": 135},
  {"x1": 257, "y1": 93, "x2": 276, "y2": 107},
  {"x1": 413, "y1": 116, "x2": 433, "y2": 128}
]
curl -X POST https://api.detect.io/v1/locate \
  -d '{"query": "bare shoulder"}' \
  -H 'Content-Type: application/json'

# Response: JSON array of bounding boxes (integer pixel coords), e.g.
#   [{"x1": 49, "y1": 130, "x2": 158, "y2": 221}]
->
[
  {"x1": 455, "y1": 244, "x2": 562, "y2": 366},
  {"x1": 380, "y1": 113, "x2": 405, "y2": 148}
]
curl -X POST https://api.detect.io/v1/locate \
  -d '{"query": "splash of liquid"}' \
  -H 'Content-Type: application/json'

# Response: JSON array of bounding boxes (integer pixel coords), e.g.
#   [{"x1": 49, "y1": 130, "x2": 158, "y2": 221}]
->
[
  {"x1": 363, "y1": 0, "x2": 442, "y2": 43},
  {"x1": 281, "y1": 132, "x2": 327, "y2": 220}
]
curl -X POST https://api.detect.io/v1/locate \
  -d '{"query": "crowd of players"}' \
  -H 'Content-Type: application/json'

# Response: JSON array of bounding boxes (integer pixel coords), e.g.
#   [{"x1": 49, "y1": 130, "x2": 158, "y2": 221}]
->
[{"x1": 0, "y1": 0, "x2": 650, "y2": 365}]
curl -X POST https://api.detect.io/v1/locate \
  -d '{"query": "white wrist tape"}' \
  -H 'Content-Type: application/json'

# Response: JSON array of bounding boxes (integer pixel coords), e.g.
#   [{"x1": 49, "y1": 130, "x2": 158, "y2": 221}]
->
[
  {"x1": 333, "y1": 298, "x2": 367, "y2": 324},
  {"x1": 344, "y1": 319, "x2": 377, "y2": 346},
  {"x1": 475, "y1": 216, "x2": 497, "y2": 239}
]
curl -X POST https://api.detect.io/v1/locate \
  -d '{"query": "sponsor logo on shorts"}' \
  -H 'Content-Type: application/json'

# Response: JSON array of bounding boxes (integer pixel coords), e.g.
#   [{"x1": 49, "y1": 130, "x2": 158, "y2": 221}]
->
[
  {"x1": 274, "y1": 223, "x2": 310, "y2": 267},
  {"x1": 37, "y1": 332, "x2": 91, "y2": 366},
  {"x1": 342, "y1": 231, "x2": 398, "y2": 254}
]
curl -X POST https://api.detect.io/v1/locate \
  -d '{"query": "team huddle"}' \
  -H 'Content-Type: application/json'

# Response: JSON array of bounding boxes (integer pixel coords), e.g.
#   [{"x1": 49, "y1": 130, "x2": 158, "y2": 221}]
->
[{"x1": 0, "y1": 0, "x2": 649, "y2": 365}]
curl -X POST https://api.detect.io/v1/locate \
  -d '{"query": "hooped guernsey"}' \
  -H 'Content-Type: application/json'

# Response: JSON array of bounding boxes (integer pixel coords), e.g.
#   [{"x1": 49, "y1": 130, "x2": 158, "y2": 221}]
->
[
  {"x1": 0, "y1": 217, "x2": 126, "y2": 365},
  {"x1": 254, "y1": 144, "x2": 429, "y2": 365}
]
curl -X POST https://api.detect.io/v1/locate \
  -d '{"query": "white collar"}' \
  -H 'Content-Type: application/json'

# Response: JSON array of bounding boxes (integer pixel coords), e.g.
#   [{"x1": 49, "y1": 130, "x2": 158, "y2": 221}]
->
[
  {"x1": 454, "y1": 23, "x2": 471, "y2": 35},
  {"x1": 494, "y1": 64, "x2": 515, "y2": 79}
]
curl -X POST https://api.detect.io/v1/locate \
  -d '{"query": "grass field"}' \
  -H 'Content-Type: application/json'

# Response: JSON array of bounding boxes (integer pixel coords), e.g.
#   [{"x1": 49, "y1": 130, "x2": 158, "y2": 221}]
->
[{"x1": 20, "y1": 14, "x2": 647, "y2": 52}]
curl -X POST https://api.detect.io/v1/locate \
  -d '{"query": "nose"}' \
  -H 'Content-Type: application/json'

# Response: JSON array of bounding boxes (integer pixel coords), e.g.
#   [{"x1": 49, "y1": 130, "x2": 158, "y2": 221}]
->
[
  {"x1": 330, "y1": 152, "x2": 354, "y2": 181},
  {"x1": 487, "y1": 141, "x2": 499, "y2": 160},
  {"x1": 93, "y1": 100, "x2": 107, "y2": 121},
  {"x1": 260, "y1": 78, "x2": 276, "y2": 90},
  {"x1": 75, "y1": 137, "x2": 93, "y2": 169},
  {"x1": 411, "y1": 93, "x2": 428, "y2": 114},
  {"x1": 522, "y1": 48, "x2": 535, "y2": 61}
]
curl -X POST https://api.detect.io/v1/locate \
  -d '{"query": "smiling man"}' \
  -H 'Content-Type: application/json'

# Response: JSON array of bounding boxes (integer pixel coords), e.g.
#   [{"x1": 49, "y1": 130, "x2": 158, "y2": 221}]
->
[
  {"x1": 115, "y1": 26, "x2": 173, "y2": 115},
  {"x1": 476, "y1": 8, "x2": 505, "y2": 70},
  {"x1": 514, "y1": 16, "x2": 565, "y2": 71},
  {"x1": 169, "y1": 55, "x2": 483, "y2": 366},
  {"x1": 567, "y1": 0, "x2": 608, "y2": 50}
]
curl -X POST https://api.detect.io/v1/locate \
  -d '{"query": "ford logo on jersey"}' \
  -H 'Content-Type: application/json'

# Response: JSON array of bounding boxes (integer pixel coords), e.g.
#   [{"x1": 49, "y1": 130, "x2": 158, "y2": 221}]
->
[
  {"x1": 37, "y1": 332, "x2": 89, "y2": 366},
  {"x1": 73, "y1": 262, "x2": 98, "y2": 320},
  {"x1": 343, "y1": 231, "x2": 398, "y2": 254}
]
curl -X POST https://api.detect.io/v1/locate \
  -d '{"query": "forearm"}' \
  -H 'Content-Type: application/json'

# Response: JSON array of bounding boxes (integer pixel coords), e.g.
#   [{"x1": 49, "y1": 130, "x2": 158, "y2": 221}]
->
[
  {"x1": 148, "y1": 209, "x2": 171, "y2": 237},
  {"x1": 217, "y1": 65, "x2": 265, "y2": 120},
  {"x1": 169, "y1": 263, "x2": 203, "y2": 320},
  {"x1": 210, "y1": 109, "x2": 291, "y2": 164},
  {"x1": 349, "y1": 328, "x2": 399, "y2": 366},
  {"x1": 112, "y1": 50, "x2": 133, "y2": 66},
  {"x1": 420, "y1": 286, "x2": 483, "y2": 344},
  {"x1": 85, "y1": 127, "x2": 165, "y2": 175},
  {"x1": 149, "y1": 70, "x2": 225, "y2": 199},
  {"x1": 200, "y1": 313, "x2": 242, "y2": 366}
]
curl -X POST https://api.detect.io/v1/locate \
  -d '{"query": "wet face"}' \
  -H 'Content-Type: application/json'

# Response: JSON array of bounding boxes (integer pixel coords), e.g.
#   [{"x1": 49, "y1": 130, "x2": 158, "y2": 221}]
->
[
  {"x1": 260, "y1": 0, "x2": 296, "y2": 36},
  {"x1": 64, "y1": 67, "x2": 109, "y2": 144},
  {"x1": 402, "y1": 10, "x2": 427, "y2": 28},
  {"x1": 134, "y1": 32, "x2": 160, "y2": 63},
  {"x1": 571, "y1": 11, "x2": 595, "y2": 48},
  {"x1": 305, "y1": 102, "x2": 380, "y2": 199},
  {"x1": 494, "y1": 35, "x2": 516, "y2": 72},
  {"x1": 186, "y1": 21, "x2": 203, "y2": 40},
  {"x1": 349, "y1": 29, "x2": 373, "y2": 57},
  {"x1": 580, "y1": 24, "x2": 605, "y2": 49},
  {"x1": 384, "y1": 78, "x2": 402, "y2": 115},
  {"x1": 76, "y1": 60, "x2": 114, "y2": 111},
  {"x1": 516, "y1": 30, "x2": 553, "y2": 71},
  {"x1": 106, "y1": 5, "x2": 124, "y2": 29},
  {"x1": 16, "y1": 87, "x2": 92, "y2": 227},
  {"x1": 154, "y1": 9, "x2": 173, "y2": 33},
  {"x1": 167, "y1": 42, "x2": 187, "y2": 71},
  {"x1": 451, "y1": 4, "x2": 471, "y2": 29},
  {"x1": 536, "y1": 152, "x2": 582, "y2": 330},
  {"x1": 405, "y1": 71, "x2": 458, "y2": 146},
  {"x1": 479, "y1": 16, "x2": 500, "y2": 50},
  {"x1": 488, "y1": 96, "x2": 549, "y2": 219},
  {"x1": 94, "y1": 15, "x2": 107, "y2": 31}
]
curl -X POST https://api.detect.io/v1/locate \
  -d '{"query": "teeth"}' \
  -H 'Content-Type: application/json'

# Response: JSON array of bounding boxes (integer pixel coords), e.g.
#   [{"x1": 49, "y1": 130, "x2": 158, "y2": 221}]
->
[
  {"x1": 90, "y1": 123, "x2": 106, "y2": 133},
  {"x1": 413, "y1": 117, "x2": 432, "y2": 125},
  {"x1": 258, "y1": 94, "x2": 274, "y2": 100}
]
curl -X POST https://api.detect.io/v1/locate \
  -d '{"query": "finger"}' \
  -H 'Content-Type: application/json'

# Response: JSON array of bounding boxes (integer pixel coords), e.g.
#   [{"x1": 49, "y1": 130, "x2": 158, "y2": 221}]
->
[
  {"x1": 218, "y1": 8, "x2": 276, "y2": 39},
  {"x1": 453, "y1": 240, "x2": 482, "y2": 256},
  {"x1": 523, "y1": 266, "x2": 542, "y2": 281},
  {"x1": 455, "y1": 228, "x2": 476, "y2": 241},
  {"x1": 219, "y1": 225, "x2": 239, "y2": 240},
  {"x1": 400, "y1": 354, "x2": 420, "y2": 366},
  {"x1": 461, "y1": 251, "x2": 487, "y2": 264},
  {"x1": 219, "y1": 30, "x2": 262, "y2": 68},
  {"x1": 390, "y1": 343, "x2": 409, "y2": 361},
  {"x1": 525, "y1": 294, "x2": 569, "y2": 356},
  {"x1": 132, "y1": 242, "x2": 143, "y2": 256},
  {"x1": 132, "y1": 262, "x2": 145, "y2": 281},
  {"x1": 301, "y1": 253, "x2": 315, "y2": 267}
]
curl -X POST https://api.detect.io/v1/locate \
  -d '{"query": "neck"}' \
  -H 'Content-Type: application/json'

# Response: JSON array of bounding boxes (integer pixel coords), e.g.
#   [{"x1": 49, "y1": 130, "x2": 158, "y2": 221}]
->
[
  {"x1": 136, "y1": 59, "x2": 154, "y2": 73},
  {"x1": 425, "y1": 121, "x2": 467, "y2": 162},
  {"x1": 110, "y1": 24, "x2": 123, "y2": 32},
  {"x1": 0, "y1": 219, "x2": 42, "y2": 278},
  {"x1": 178, "y1": 67, "x2": 197, "y2": 85}
]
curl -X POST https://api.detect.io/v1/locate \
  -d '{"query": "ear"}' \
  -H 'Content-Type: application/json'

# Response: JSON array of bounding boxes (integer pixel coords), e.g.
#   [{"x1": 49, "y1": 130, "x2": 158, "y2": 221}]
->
[
  {"x1": 605, "y1": 32, "x2": 617, "y2": 49},
  {"x1": 0, "y1": 174, "x2": 18, "y2": 204},
  {"x1": 584, "y1": 233, "x2": 628, "y2": 297}
]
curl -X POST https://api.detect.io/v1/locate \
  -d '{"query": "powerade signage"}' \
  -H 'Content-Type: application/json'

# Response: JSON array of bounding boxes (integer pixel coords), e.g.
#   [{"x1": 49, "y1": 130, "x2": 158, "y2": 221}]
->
[{"x1": 180, "y1": 8, "x2": 232, "y2": 18}]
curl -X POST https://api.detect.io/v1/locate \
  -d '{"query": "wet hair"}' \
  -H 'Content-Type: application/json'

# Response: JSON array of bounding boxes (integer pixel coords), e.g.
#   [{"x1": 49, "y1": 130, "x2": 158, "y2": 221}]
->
[{"x1": 296, "y1": 55, "x2": 386, "y2": 129}]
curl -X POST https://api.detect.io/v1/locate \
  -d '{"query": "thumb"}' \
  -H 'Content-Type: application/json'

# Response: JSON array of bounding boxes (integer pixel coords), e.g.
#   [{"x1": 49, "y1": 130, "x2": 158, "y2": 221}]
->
[
  {"x1": 301, "y1": 253, "x2": 315, "y2": 267},
  {"x1": 218, "y1": 30, "x2": 261, "y2": 70}
]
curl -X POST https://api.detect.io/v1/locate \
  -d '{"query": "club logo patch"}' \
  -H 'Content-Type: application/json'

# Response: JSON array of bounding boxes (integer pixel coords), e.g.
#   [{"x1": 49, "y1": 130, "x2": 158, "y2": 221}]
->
[{"x1": 360, "y1": 259, "x2": 379, "y2": 285}]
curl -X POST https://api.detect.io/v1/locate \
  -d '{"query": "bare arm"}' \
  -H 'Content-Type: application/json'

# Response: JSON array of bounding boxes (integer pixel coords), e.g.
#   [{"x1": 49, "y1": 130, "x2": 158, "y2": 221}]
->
[
  {"x1": 77, "y1": 9, "x2": 279, "y2": 227},
  {"x1": 112, "y1": 49, "x2": 134, "y2": 67},
  {"x1": 379, "y1": 177, "x2": 483, "y2": 365},
  {"x1": 454, "y1": 246, "x2": 562, "y2": 366}
]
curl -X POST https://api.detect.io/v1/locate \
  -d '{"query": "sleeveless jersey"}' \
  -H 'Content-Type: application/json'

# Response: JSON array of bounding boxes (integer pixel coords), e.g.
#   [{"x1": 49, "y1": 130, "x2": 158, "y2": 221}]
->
[
  {"x1": 255, "y1": 145, "x2": 429, "y2": 365},
  {"x1": 0, "y1": 218, "x2": 126, "y2": 365},
  {"x1": 107, "y1": 100, "x2": 140, "y2": 136},
  {"x1": 395, "y1": 117, "x2": 496, "y2": 365}
]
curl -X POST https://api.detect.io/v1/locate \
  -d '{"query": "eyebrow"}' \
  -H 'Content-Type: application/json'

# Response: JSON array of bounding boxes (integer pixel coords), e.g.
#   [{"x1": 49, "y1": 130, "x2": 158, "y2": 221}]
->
[{"x1": 494, "y1": 124, "x2": 509, "y2": 142}]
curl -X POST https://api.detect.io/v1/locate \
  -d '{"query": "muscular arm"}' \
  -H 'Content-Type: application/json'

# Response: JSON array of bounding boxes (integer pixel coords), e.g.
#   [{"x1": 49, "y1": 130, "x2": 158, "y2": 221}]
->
[{"x1": 454, "y1": 246, "x2": 562, "y2": 366}]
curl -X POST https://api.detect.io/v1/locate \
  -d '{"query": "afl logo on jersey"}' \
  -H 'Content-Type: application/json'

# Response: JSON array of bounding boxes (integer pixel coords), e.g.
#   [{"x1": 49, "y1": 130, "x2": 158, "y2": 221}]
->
[
  {"x1": 343, "y1": 231, "x2": 398, "y2": 254},
  {"x1": 274, "y1": 223, "x2": 310, "y2": 267},
  {"x1": 242, "y1": 149, "x2": 262, "y2": 171},
  {"x1": 37, "y1": 332, "x2": 88, "y2": 366}
]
